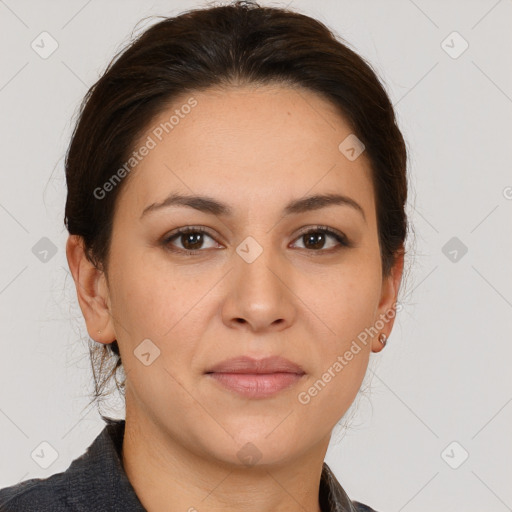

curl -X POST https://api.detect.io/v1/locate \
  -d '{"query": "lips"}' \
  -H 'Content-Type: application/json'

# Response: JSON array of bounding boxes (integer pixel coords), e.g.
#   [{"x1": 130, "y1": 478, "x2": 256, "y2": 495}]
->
[
  {"x1": 205, "y1": 355, "x2": 305, "y2": 375},
  {"x1": 205, "y1": 356, "x2": 306, "y2": 399}
]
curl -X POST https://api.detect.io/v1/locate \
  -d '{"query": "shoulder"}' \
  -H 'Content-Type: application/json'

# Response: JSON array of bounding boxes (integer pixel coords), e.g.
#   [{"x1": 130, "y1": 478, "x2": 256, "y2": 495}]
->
[
  {"x1": 352, "y1": 500, "x2": 380, "y2": 512},
  {"x1": 320, "y1": 461, "x2": 381, "y2": 512},
  {"x1": 0, "y1": 418, "x2": 141, "y2": 512},
  {"x1": 0, "y1": 471, "x2": 71, "y2": 511}
]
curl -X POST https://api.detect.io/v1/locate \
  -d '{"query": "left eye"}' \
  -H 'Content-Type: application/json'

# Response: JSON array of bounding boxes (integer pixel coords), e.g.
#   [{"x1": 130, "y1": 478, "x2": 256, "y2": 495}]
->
[{"x1": 290, "y1": 228, "x2": 348, "y2": 251}]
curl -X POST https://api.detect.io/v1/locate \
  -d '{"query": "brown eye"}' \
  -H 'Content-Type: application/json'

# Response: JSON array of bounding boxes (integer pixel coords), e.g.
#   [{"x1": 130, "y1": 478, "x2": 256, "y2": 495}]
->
[
  {"x1": 163, "y1": 227, "x2": 220, "y2": 254},
  {"x1": 178, "y1": 231, "x2": 205, "y2": 250},
  {"x1": 303, "y1": 231, "x2": 327, "y2": 250},
  {"x1": 291, "y1": 227, "x2": 349, "y2": 252}
]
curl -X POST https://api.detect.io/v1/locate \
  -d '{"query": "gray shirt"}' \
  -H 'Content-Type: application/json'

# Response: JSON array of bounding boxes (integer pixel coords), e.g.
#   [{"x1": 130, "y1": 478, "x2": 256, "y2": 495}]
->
[{"x1": 0, "y1": 417, "x2": 378, "y2": 511}]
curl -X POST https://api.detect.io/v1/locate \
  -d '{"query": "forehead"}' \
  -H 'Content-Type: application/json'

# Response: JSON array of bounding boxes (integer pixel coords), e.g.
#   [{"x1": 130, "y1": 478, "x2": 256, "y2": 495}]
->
[{"x1": 118, "y1": 84, "x2": 375, "y2": 220}]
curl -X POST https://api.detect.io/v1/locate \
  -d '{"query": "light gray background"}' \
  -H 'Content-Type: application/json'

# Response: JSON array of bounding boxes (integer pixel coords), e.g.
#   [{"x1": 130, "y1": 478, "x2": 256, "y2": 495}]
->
[{"x1": 1, "y1": 1, "x2": 511, "y2": 510}]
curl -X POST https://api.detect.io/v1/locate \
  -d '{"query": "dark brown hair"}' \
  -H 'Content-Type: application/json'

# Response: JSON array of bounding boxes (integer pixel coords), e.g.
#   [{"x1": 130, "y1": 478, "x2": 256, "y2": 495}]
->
[{"x1": 64, "y1": 0, "x2": 409, "y2": 410}]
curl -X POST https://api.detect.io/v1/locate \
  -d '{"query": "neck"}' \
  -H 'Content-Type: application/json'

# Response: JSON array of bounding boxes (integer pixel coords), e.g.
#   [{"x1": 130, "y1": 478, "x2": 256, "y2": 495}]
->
[{"x1": 121, "y1": 405, "x2": 328, "y2": 512}]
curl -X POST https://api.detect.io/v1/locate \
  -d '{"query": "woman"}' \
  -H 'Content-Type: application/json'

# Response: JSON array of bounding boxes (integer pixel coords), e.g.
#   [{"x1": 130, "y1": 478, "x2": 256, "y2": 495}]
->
[{"x1": 0, "y1": 1, "x2": 408, "y2": 510}]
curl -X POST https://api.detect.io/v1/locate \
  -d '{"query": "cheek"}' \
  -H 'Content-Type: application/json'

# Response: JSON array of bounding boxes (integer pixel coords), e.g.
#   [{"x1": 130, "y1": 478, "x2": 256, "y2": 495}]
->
[
  {"x1": 110, "y1": 274, "x2": 169, "y2": 338},
  {"x1": 294, "y1": 334, "x2": 369, "y2": 444},
  {"x1": 297, "y1": 264, "x2": 380, "y2": 409},
  {"x1": 108, "y1": 251, "x2": 211, "y2": 380},
  {"x1": 108, "y1": 242, "x2": 184, "y2": 333},
  {"x1": 305, "y1": 260, "x2": 381, "y2": 339}
]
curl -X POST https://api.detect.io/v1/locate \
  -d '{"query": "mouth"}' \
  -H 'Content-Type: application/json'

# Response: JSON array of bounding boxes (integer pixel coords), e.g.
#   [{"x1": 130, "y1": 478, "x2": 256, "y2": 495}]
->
[
  {"x1": 205, "y1": 372, "x2": 305, "y2": 399},
  {"x1": 205, "y1": 355, "x2": 306, "y2": 399}
]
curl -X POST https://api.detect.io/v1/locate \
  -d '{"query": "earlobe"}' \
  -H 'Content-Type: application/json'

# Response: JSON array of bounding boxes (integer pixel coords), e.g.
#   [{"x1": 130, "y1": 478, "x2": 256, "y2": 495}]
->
[
  {"x1": 65, "y1": 235, "x2": 116, "y2": 344},
  {"x1": 372, "y1": 248, "x2": 405, "y2": 353}
]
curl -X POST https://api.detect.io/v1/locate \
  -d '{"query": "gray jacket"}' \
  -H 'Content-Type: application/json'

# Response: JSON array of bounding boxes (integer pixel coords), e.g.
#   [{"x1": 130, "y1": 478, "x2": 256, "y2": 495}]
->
[{"x1": 0, "y1": 418, "x2": 378, "y2": 511}]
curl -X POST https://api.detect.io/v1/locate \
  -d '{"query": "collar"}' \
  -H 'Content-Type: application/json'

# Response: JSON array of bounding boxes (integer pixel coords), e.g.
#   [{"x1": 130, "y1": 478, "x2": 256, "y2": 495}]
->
[
  {"x1": 64, "y1": 417, "x2": 144, "y2": 511},
  {"x1": 64, "y1": 417, "x2": 362, "y2": 512}
]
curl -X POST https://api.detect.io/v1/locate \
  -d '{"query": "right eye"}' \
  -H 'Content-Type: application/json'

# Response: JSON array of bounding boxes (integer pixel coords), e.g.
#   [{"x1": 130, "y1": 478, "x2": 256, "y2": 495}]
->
[{"x1": 162, "y1": 226, "x2": 223, "y2": 255}]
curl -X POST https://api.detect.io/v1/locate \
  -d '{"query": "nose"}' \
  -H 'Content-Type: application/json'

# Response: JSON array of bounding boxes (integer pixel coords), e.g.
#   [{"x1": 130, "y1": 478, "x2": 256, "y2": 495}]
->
[{"x1": 221, "y1": 242, "x2": 297, "y2": 333}]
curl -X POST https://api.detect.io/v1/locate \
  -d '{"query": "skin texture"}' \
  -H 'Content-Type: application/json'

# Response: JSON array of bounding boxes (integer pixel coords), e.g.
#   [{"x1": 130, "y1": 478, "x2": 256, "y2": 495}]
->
[{"x1": 67, "y1": 84, "x2": 404, "y2": 512}]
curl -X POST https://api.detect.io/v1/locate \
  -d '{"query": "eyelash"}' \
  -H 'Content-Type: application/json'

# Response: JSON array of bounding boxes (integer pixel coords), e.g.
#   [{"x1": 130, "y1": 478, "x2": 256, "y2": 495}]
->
[{"x1": 161, "y1": 225, "x2": 350, "y2": 256}]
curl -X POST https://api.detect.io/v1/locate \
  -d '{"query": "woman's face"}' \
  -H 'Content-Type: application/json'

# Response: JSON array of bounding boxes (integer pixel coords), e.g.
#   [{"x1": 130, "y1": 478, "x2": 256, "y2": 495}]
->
[{"x1": 89, "y1": 84, "x2": 402, "y2": 466}]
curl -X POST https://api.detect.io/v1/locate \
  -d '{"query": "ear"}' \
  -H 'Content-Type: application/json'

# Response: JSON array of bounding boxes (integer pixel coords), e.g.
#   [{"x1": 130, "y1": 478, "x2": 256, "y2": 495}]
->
[
  {"x1": 372, "y1": 247, "x2": 405, "y2": 353},
  {"x1": 66, "y1": 235, "x2": 116, "y2": 345}
]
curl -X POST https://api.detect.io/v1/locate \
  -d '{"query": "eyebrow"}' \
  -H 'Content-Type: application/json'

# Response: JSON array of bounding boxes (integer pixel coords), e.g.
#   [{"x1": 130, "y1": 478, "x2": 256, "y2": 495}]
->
[{"x1": 140, "y1": 192, "x2": 366, "y2": 222}]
